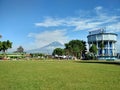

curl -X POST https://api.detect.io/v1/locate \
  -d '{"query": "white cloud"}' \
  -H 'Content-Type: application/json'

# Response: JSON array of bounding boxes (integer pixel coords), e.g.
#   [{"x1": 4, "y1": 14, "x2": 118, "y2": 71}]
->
[
  {"x1": 34, "y1": 8, "x2": 120, "y2": 32},
  {"x1": 66, "y1": 15, "x2": 120, "y2": 31},
  {"x1": 27, "y1": 29, "x2": 68, "y2": 49},
  {"x1": 106, "y1": 22, "x2": 120, "y2": 32},
  {"x1": 67, "y1": 19, "x2": 102, "y2": 31},
  {"x1": 35, "y1": 17, "x2": 65, "y2": 27},
  {"x1": 94, "y1": 6, "x2": 105, "y2": 16},
  {"x1": 94, "y1": 6, "x2": 103, "y2": 11},
  {"x1": 32, "y1": 6, "x2": 120, "y2": 51}
]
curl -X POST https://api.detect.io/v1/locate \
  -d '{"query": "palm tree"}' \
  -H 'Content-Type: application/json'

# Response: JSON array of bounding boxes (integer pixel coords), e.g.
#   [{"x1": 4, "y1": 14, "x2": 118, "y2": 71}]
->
[
  {"x1": 2, "y1": 40, "x2": 12, "y2": 53},
  {"x1": 0, "y1": 41, "x2": 3, "y2": 52}
]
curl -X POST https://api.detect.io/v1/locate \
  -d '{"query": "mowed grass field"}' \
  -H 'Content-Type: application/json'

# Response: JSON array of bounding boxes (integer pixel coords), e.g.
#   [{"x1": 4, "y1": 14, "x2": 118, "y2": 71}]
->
[{"x1": 0, "y1": 60, "x2": 120, "y2": 90}]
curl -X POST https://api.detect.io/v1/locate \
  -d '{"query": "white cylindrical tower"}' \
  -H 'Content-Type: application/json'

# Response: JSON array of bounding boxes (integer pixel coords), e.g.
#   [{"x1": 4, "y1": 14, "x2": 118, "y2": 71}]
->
[{"x1": 87, "y1": 29, "x2": 117, "y2": 60}]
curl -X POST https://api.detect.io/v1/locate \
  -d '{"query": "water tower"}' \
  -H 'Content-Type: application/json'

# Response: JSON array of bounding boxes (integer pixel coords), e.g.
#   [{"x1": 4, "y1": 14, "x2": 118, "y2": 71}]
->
[{"x1": 87, "y1": 28, "x2": 117, "y2": 60}]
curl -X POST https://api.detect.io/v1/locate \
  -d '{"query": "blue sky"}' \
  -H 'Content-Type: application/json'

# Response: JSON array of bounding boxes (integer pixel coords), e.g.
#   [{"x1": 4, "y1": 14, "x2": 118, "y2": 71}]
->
[{"x1": 0, "y1": 0, "x2": 120, "y2": 52}]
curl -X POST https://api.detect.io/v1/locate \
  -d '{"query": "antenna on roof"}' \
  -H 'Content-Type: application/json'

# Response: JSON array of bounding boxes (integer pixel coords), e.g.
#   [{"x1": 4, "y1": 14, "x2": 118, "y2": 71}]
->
[
  {"x1": 102, "y1": 27, "x2": 106, "y2": 33},
  {"x1": 89, "y1": 27, "x2": 106, "y2": 35}
]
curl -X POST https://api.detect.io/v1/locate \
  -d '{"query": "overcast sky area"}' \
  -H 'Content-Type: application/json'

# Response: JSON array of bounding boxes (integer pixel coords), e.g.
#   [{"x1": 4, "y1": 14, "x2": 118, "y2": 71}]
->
[{"x1": 0, "y1": 0, "x2": 120, "y2": 52}]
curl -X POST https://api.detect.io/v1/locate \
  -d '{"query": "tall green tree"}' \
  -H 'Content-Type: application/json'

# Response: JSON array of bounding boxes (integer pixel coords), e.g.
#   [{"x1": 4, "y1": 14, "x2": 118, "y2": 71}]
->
[
  {"x1": 81, "y1": 40, "x2": 87, "y2": 58},
  {"x1": 100, "y1": 41, "x2": 104, "y2": 56},
  {"x1": 0, "y1": 35, "x2": 2, "y2": 51},
  {"x1": 64, "y1": 40, "x2": 85, "y2": 59},
  {"x1": 64, "y1": 43, "x2": 72, "y2": 56},
  {"x1": 0, "y1": 41, "x2": 3, "y2": 52},
  {"x1": 89, "y1": 44, "x2": 97, "y2": 55},
  {"x1": 52, "y1": 48, "x2": 64, "y2": 56},
  {"x1": 0, "y1": 40, "x2": 12, "y2": 53},
  {"x1": 17, "y1": 46, "x2": 24, "y2": 53},
  {"x1": 89, "y1": 44, "x2": 97, "y2": 60}
]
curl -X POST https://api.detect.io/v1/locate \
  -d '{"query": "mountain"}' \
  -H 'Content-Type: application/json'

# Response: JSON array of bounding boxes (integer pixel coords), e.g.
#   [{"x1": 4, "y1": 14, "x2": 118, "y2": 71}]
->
[{"x1": 27, "y1": 41, "x2": 64, "y2": 55}]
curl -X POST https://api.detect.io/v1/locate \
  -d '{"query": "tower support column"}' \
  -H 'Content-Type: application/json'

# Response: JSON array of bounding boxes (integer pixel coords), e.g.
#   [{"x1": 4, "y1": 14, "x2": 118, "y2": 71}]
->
[
  {"x1": 108, "y1": 41, "x2": 110, "y2": 56},
  {"x1": 112, "y1": 42, "x2": 114, "y2": 56},
  {"x1": 96, "y1": 41, "x2": 98, "y2": 56}
]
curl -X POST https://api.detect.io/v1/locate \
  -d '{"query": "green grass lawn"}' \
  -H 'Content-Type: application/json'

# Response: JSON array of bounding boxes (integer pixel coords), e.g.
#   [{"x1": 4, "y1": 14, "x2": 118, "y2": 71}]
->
[{"x1": 0, "y1": 60, "x2": 120, "y2": 90}]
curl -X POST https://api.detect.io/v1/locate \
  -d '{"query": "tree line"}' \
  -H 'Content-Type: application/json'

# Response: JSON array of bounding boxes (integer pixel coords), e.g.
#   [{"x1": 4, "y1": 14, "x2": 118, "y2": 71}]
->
[
  {"x1": 53, "y1": 40, "x2": 98, "y2": 60},
  {"x1": 52, "y1": 40, "x2": 87, "y2": 59},
  {"x1": 0, "y1": 34, "x2": 98, "y2": 60}
]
